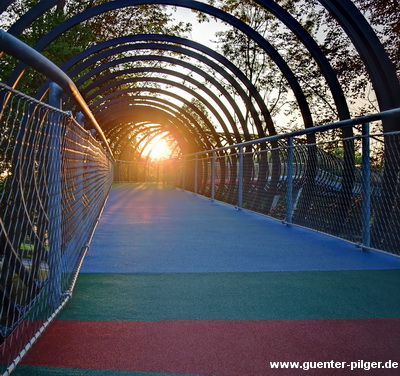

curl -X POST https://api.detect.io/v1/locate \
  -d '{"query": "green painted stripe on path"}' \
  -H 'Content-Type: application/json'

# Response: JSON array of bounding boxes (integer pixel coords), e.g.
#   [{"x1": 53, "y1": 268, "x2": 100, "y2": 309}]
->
[
  {"x1": 58, "y1": 270, "x2": 400, "y2": 321},
  {"x1": 12, "y1": 366, "x2": 201, "y2": 376}
]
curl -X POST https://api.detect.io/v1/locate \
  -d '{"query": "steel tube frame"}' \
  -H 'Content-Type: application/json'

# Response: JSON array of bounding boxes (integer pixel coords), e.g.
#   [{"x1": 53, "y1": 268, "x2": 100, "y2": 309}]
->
[
  {"x1": 82, "y1": 67, "x2": 246, "y2": 141},
  {"x1": 85, "y1": 76, "x2": 238, "y2": 144},
  {"x1": 90, "y1": 87, "x2": 221, "y2": 147},
  {"x1": 5, "y1": 0, "x2": 313, "y2": 132},
  {"x1": 0, "y1": 30, "x2": 113, "y2": 157},
  {"x1": 286, "y1": 137, "x2": 294, "y2": 225},
  {"x1": 101, "y1": 99, "x2": 209, "y2": 147},
  {"x1": 47, "y1": 82, "x2": 62, "y2": 308},
  {"x1": 102, "y1": 106, "x2": 198, "y2": 155},
  {"x1": 184, "y1": 108, "x2": 400, "y2": 158},
  {"x1": 361, "y1": 122, "x2": 371, "y2": 251},
  {"x1": 80, "y1": 64, "x2": 250, "y2": 139},
  {"x1": 62, "y1": 35, "x2": 273, "y2": 137},
  {"x1": 94, "y1": 96, "x2": 213, "y2": 146}
]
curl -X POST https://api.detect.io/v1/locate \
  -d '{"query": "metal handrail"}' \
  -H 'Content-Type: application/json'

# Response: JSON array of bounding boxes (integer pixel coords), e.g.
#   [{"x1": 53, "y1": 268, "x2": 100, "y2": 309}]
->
[
  {"x1": 0, "y1": 29, "x2": 113, "y2": 158},
  {"x1": 185, "y1": 107, "x2": 400, "y2": 156}
]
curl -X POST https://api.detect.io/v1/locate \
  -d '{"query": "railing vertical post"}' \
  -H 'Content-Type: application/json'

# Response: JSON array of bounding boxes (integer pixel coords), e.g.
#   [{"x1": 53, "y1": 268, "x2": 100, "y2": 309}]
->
[
  {"x1": 238, "y1": 146, "x2": 244, "y2": 209},
  {"x1": 286, "y1": 137, "x2": 294, "y2": 225},
  {"x1": 211, "y1": 152, "x2": 216, "y2": 201},
  {"x1": 361, "y1": 122, "x2": 371, "y2": 250},
  {"x1": 194, "y1": 155, "x2": 198, "y2": 195},
  {"x1": 76, "y1": 111, "x2": 84, "y2": 126},
  {"x1": 48, "y1": 83, "x2": 63, "y2": 307},
  {"x1": 182, "y1": 156, "x2": 186, "y2": 190},
  {"x1": 75, "y1": 111, "x2": 87, "y2": 240}
]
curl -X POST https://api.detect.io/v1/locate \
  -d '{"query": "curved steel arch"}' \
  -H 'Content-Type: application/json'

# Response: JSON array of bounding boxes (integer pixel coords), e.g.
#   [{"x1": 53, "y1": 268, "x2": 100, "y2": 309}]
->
[
  {"x1": 251, "y1": 0, "x2": 350, "y2": 122},
  {"x1": 114, "y1": 123, "x2": 179, "y2": 161},
  {"x1": 96, "y1": 100, "x2": 210, "y2": 151},
  {"x1": 6, "y1": 0, "x2": 398, "y2": 129},
  {"x1": 0, "y1": 1, "x2": 15, "y2": 14},
  {"x1": 7, "y1": 0, "x2": 314, "y2": 131},
  {"x1": 114, "y1": 124, "x2": 185, "y2": 160},
  {"x1": 81, "y1": 66, "x2": 251, "y2": 140},
  {"x1": 89, "y1": 87, "x2": 222, "y2": 146},
  {"x1": 59, "y1": 35, "x2": 273, "y2": 137},
  {"x1": 76, "y1": 55, "x2": 260, "y2": 136},
  {"x1": 318, "y1": 0, "x2": 400, "y2": 121},
  {"x1": 98, "y1": 98, "x2": 219, "y2": 151},
  {"x1": 85, "y1": 76, "x2": 239, "y2": 144},
  {"x1": 5, "y1": 1, "x2": 59, "y2": 37},
  {"x1": 106, "y1": 109, "x2": 194, "y2": 151},
  {"x1": 93, "y1": 95, "x2": 215, "y2": 149},
  {"x1": 77, "y1": 57, "x2": 257, "y2": 137},
  {"x1": 121, "y1": 100, "x2": 210, "y2": 148},
  {"x1": 2, "y1": 0, "x2": 350, "y2": 127},
  {"x1": 134, "y1": 125, "x2": 186, "y2": 161},
  {"x1": 104, "y1": 105, "x2": 199, "y2": 154},
  {"x1": 135, "y1": 127, "x2": 176, "y2": 160}
]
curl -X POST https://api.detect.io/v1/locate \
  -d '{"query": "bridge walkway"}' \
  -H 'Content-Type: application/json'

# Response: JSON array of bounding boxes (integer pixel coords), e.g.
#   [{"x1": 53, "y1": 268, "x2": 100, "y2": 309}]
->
[{"x1": 15, "y1": 183, "x2": 400, "y2": 375}]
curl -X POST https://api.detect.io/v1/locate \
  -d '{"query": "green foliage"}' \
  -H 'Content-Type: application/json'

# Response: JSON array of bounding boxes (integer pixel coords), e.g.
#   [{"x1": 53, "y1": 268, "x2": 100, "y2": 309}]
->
[
  {"x1": 197, "y1": 0, "x2": 399, "y2": 134},
  {"x1": 0, "y1": 0, "x2": 192, "y2": 94}
]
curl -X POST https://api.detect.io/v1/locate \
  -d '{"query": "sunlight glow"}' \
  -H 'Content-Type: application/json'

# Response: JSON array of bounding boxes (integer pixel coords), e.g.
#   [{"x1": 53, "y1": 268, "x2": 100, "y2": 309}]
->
[{"x1": 144, "y1": 136, "x2": 172, "y2": 160}]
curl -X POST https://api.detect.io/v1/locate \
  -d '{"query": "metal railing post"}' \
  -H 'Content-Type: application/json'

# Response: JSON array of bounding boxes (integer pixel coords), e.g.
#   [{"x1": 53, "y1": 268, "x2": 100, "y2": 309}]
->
[
  {"x1": 286, "y1": 137, "x2": 294, "y2": 225},
  {"x1": 238, "y1": 146, "x2": 244, "y2": 209},
  {"x1": 211, "y1": 152, "x2": 216, "y2": 201},
  {"x1": 182, "y1": 156, "x2": 186, "y2": 190},
  {"x1": 75, "y1": 111, "x2": 84, "y2": 126},
  {"x1": 194, "y1": 155, "x2": 198, "y2": 195},
  {"x1": 361, "y1": 122, "x2": 371, "y2": 250},
  {"x1": 48, "y1": 82, "x2": 62, "y2": 308},
  {"x1": 75, "y1": 112, "x2": 87, "y2": 240}
]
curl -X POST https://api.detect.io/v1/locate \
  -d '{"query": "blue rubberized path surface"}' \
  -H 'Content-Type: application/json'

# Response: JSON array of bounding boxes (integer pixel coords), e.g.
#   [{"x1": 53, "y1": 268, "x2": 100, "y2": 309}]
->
[
  {"x1": 83, "y1": 183, "x2": 400, "y2": 273},
  {"x1": 16, "y1": 183, "x2": 400, "y2": 376}
]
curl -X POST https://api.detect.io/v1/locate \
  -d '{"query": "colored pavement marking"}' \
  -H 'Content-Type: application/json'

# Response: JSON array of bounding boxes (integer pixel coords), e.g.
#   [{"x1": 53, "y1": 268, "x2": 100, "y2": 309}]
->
[
  {"x1": 12, "y1": 366, "x2": 199, "y2": 376},
  {"x1": 22, "y1": 319, "x2": 400, "y2": 375},
  {"x1": 14, "y1": 184, "x2": 400, "y2": 375},
  {"x1": 83, "y1": 184, "x2": 400, "y2": 273},
  {"x1": 58, "y1": 270, "x2": 400, "y2": 321}
]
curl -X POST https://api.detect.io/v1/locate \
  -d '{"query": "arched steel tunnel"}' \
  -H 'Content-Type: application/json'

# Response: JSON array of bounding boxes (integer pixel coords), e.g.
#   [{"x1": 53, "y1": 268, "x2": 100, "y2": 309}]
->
[
  {"x1": 2, "y1": 0, "x2": 399, "y2": 154},
  {"x1": 1, "y1": 2, "x2": 400, "y2": 373},
  {"x1": 1, "y1": 0, "x2": 399, "y2": 249}
]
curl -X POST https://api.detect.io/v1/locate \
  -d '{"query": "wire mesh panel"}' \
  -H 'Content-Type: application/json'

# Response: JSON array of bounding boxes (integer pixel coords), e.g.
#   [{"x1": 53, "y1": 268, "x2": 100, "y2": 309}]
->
[
  {"x1": 179, "y1": 123, "x2": 400, "y2": 256},
  {"x1": 0, "y1": 83, "x2": 113, "y2": 374},
  {"x1": 114, "y1": 161, "x2": 164, "y2": 183},
  {"x1": 159, "y1": 159, "x2": 182, "y2": 187},
  {"x1": 369, "y1": 132, "x2": 400, "y2": 253}
]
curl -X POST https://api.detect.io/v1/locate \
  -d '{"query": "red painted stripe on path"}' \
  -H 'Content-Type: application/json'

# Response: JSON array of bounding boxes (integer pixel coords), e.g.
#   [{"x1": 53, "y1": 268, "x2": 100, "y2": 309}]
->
[{"x1": 23, "y1": 319, "x2": 400, "y2": 375}]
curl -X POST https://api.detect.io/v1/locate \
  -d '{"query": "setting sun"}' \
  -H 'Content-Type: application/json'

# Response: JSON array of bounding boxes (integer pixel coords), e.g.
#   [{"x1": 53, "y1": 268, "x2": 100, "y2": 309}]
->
[{"x1": 144, "y1": 136, "x2": 171, "y2": 160}]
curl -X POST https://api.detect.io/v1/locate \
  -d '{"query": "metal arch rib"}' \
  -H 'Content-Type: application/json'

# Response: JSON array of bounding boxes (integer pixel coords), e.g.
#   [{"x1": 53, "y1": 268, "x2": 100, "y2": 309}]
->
[
  {"x1": 77, "y1": 55, "x2": 256, "y2": 139},
  {"x1": 93, "y1": 96, "x2": 216, "y2": 150},
  {"x1": 58, "y1": 35, "x2": 272, "y2": 138},
  {"x1": 6, "y1": 0, "x2": 313, "y2": 131},
  {"x1": 89, "y1": 87, "x2": 222, "y2": 148},
  {"x1": 95, "y1": 100, "x2": 212, "y2": 151},
  {"x1": 103, "y1": 106, "x2": 199, "y2": 154},
  {"x1": 84, "y1": 76, "x2": 239, "y2": 144},
  {"x1": 80, "y1": 66, "x2": 250, "y2": 140},
  {"x1": 318, "y1": 0, "x2": 400, "y2": 129}
]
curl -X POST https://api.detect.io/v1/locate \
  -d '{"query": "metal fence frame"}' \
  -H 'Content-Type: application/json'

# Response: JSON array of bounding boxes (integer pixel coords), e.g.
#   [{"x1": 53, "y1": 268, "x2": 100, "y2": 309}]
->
[
  {"x1": 172, "y1": 108, "x2": 400, "y2": 256},
  {"x1": 0, "y1": 82, "x2": 113, "y2": 375},
  {"x1": 0, "y1": 31, "x2": 114, "y2": 375}
]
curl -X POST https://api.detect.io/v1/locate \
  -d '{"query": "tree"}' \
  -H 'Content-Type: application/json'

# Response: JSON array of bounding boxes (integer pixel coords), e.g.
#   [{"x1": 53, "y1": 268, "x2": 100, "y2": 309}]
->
[
  {"x1": 0, "y1": 1, "x2": 192, "y2": 93},
  {"x1": 197, "y1": 0, "x2": 399, "y2": 131}
]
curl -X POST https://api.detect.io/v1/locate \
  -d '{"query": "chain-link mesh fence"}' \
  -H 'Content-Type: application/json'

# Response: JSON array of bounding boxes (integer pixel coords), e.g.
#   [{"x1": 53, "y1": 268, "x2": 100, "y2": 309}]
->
[
  {"x1": 172, "y1": 119, "x2": 400, "y2": 257},
  {"x1": 0, "y1": 83, "x2": 113, "y2": 374},
  {"x1": 114, "y1": 160, "x2": 163, "y2": 183}
]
